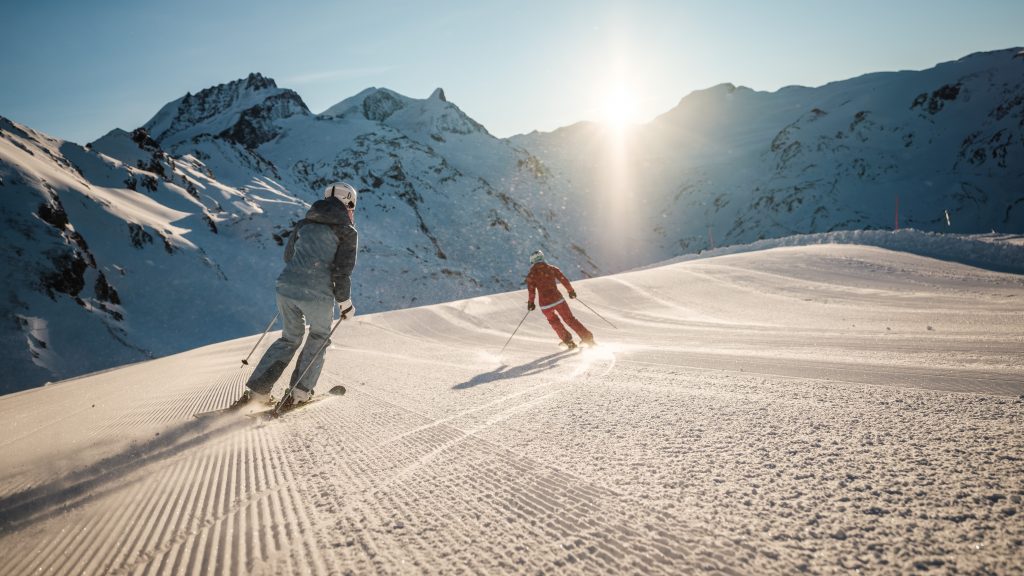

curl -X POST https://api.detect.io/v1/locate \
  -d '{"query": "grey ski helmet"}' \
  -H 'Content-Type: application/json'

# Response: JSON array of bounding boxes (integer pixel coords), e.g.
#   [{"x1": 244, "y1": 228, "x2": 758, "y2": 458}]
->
[
  {"x1": 325, "y1": 182, "x2": 358, "y2": 208},
  {"x1": 529, "y1": 250, "x2": 545, "y2": 265}
]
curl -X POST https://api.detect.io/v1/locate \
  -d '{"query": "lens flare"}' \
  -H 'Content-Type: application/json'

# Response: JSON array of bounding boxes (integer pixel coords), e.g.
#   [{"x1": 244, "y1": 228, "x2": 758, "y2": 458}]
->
[{"x1": 601, "y1": 87, "x2": 638, "y2": 130}]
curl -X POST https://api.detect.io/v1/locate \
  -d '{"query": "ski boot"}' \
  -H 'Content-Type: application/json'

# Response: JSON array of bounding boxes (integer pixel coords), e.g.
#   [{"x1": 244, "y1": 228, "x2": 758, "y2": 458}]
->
[
  {"x1": 227, "y1": 389, "x2": 254, "y2": 411},
  {"x1": 562, "y1": 340, "x2": 577, "y2": 350},
  {"x1": 228, "y1": 389, "x2": 275, "y2": 411},
  {"x1": 270, "y1": 386, "x2": 312, "y2": 417},
  {"x1": 291, "y1": 386, "x2": 313, "y2": 404}
]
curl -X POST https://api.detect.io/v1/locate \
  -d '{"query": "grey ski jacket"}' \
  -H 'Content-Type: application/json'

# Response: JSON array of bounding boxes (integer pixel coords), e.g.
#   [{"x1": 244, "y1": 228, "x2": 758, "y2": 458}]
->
[{"x1": 276, "y1": 197, "x2": 358, "y2": 303}]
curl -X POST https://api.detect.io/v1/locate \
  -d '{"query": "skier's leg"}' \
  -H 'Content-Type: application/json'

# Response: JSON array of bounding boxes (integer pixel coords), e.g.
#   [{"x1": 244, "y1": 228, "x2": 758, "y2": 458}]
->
[
  {"x1": 245, "y1": 294, "x2": 304, "y2": 395},
  {"x1": 554, "y1": 301, "x2": 594, "y2": 342},
  {"x1": 542, "y1": 306, "x2": 573, "y2": 344},
  {"x1": 289, "y1": 296, "x2": 335, "y2": 394}
]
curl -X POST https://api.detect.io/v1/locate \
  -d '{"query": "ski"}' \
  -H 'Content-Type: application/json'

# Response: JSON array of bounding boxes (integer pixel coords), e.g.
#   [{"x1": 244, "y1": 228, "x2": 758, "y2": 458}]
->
[
  {"x1": 248, "y1": 385, "x2": 346, "y2": 420},
  {"x1": 194, "y1": 385, "x2": 346, "y2": 419},
  {"x1": 193, "y1": 398, "x2": 273, "y2": 419},
  {"x1": 559, "y1": 340, "x2": 598, "y2": 350}
]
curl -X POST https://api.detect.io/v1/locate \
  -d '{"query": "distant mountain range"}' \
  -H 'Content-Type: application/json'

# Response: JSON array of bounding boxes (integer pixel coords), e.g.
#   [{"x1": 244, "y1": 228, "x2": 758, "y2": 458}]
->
[
  {"x1": 513, "y1": 48, "x2": 1024, "y2": 266},
  {"x1": 1, "y1": 48, "x2": 1021, "y2": 393}
]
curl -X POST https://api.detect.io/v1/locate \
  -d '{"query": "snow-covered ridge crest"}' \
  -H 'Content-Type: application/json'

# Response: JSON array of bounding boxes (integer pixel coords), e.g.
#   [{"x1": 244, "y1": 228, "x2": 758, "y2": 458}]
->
[
  {"x1": 320, "y1": 85, "x2": 486, "y2": 137},
  {"x1": 321, "y1": 87, "x2": 407, "y2": 121},
  {"x1": 655, "y1": 229, "x2": 1024, "y2": 275},
  {"x1": 144, "y1": 72, "x2": 310, "y2": 148}
]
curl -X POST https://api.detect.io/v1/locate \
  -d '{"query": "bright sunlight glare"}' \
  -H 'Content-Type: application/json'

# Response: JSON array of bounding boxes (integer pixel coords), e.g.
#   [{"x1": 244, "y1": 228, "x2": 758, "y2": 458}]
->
[{"x1": 601, "y1": 86, "x2": 638, "y2": 129}]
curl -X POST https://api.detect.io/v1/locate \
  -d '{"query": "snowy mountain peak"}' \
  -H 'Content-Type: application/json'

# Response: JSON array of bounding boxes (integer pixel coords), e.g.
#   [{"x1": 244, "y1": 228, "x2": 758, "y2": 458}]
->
[
  {"x1": 682, "y1": 82, "x2": 740, "y2": 101},
  {"x1": 360, "y1": 88, "x2": 409, "y2": 122},
  {"x1": 319, "y1": 87, "x2": 409, "y2": 121},
  {"x1": 318, "y1": 86, "x2": 487, "y2": 138},
  {"x1": 143, "y1": 73, "x2": 310, "y2": 149},
  {"x1": 240, "y1": 71, "x2": 277, "y2": 91}
]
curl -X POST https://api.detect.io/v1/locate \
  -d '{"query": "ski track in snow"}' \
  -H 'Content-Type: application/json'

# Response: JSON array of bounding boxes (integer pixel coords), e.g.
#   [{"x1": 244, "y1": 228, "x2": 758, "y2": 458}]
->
[{"x1": 0, "y1": 244, "x2": 1021, "y2": 574}]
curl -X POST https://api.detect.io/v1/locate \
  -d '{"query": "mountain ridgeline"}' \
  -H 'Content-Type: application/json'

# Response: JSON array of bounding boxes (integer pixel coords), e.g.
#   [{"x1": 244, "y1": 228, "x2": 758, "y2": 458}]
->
[
  {"x1": 1, "y1": 50, "x2": 1022, "y2": 392},
  {"x1": 512, "y1": 48, "x2": 1024, "y2": 263}
]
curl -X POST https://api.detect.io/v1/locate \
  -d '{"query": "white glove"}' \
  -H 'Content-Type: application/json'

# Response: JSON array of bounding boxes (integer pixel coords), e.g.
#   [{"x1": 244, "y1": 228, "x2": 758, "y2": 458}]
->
[{"x1": 338, "y1": 299, "x2": 354, "y2": 320}]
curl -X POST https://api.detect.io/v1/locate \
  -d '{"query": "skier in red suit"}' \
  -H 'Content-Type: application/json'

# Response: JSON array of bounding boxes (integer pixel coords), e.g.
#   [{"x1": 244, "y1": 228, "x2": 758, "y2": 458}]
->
[{"x1": 525, "y1": 250, "x2": 594, "y2": 349}]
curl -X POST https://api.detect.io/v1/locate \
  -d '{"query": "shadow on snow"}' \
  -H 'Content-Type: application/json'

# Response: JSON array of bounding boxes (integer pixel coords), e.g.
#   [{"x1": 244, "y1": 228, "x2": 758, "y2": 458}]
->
[
  {"x1": 453, "y1": 350, "x2": 574, "y2": 390},
  {"x1": 0, "y1": 414, "x2": 250, "y2": 535}
]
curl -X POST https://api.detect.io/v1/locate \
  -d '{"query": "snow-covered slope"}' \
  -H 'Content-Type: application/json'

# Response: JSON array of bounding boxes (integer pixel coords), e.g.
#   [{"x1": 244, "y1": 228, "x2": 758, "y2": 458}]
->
[
  {"x1": 0, "y1": 245, "x2": 1020, "y2": 574},
  {"x1": 513, "y1": 48, "x2": 1024, "y2": 265},
  {"x1": 0, "y1": 117, "x2": 306, "y2": 393},
  {"x1": 653, "y1": 228, "x2": 1024, "y2": 275}
]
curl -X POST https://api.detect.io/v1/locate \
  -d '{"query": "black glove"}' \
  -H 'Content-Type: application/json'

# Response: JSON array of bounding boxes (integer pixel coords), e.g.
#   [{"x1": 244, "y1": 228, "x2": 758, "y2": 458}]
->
[
  {"x1": 338, "y1": 299, "x2": 355, "y2": 320},
  {"x1": 527, "y1": 302, "x2": 535, "y2": 311},
  {"x1": 568, "y1": 290, "x2": 577, "y2": 299}
]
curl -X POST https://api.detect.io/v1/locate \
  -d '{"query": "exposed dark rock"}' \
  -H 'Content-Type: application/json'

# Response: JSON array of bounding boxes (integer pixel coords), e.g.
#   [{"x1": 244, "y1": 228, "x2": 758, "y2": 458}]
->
[
  {"x1": 41, "y1": 253, "x2": 87, "y2": 299},
  {"x1": 130, "y1": 128, "x2": 161, "y2": 152},
  {"x1": 37, "y1": 201, "x2": 68, "y2": 229},
  {"x1": 128, "y1": 223, "x2": 154, "y2": 248},
  {"x1": 911, "y1": 83, "x2": 962, "y2": 115},
  {"x1": 68, "y1": 231, "x2": 95, "y2": 267},
  {"x1": 218, "y1": 91, "x2": 310, "y2": 149},
  {"x1": 140, "y1": 175, "x2": 158, "y2": 192},
  {"x1": 488, "y1": 209, "x2": 510, "y2": 231},
  {"x1": 363, "y1": 90, "x2": 405, "y2": 122},
  {"x1": 94, "y1": 271, "x2": 121, "y2": 304}
]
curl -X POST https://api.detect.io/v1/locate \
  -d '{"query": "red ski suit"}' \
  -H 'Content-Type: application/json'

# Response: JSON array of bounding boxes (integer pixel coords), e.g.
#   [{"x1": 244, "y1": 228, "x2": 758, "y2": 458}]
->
[{"x1": 525, "y1": 262, "x2": 593, "y2": 344}]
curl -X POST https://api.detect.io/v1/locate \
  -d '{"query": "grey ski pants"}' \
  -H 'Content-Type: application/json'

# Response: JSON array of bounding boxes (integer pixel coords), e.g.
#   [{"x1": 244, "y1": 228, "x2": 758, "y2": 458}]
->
[{"x1": 245, "y1": 291, "x2": 334, "y2": 395}]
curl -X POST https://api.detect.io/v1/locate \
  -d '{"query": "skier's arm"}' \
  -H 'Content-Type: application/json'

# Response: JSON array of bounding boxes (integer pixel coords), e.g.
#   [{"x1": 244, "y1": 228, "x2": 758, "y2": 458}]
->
[
  {"x1": 526, "y1": 277, "x2": 536, "y2": 306},
  {"x1": 331, "y1": 225, "x2": 358, "y2": 302},
  {"x1": 553, "y1": 266, "x2": 574, "y2": 294},
  {"x1": 283, "y1": 222, "x2": 302, "y2": 262}
]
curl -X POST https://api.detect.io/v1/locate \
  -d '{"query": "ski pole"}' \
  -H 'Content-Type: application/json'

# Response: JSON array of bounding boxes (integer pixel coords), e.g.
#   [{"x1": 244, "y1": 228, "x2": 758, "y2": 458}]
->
[
  {"x1": 574, "y1": 297, "x2": 617, "y2": 329},
  {"x1": 271, "y1": 316, "x2": 346, "y2": 414},
  {"x1": 241, "y1": 312, "x2": 280, "y2": 366},
  {"x1": 498, "y1": 309, "x2": 531, "y2": 356}
]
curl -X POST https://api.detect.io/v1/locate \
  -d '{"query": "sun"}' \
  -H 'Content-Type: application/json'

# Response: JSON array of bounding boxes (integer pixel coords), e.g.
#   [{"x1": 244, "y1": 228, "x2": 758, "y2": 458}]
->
[{"x1": 601, "y1": 86, "x2": 637, "y2": 130}]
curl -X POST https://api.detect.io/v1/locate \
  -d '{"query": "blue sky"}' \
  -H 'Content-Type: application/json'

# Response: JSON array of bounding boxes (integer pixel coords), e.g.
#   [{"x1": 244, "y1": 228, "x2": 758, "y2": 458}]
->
[{"x1": 2, "y1": 0, "x2": 1021, "y2": 143}]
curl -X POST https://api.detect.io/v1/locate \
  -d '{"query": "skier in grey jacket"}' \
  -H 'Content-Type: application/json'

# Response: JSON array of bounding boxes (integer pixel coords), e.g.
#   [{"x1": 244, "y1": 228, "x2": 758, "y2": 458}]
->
[{"x1": 232, "y1": 182, "x2": 359, "y2": 410}]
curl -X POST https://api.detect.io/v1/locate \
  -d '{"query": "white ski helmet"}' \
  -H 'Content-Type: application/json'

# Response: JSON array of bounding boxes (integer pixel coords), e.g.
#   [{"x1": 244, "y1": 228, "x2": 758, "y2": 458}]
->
[
  {"x1": 325, "y1": 182, "x2": 358, "y2": 208},
  {"x1": 529, "y1": 250, "x2": 545, "y2": 265}
]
